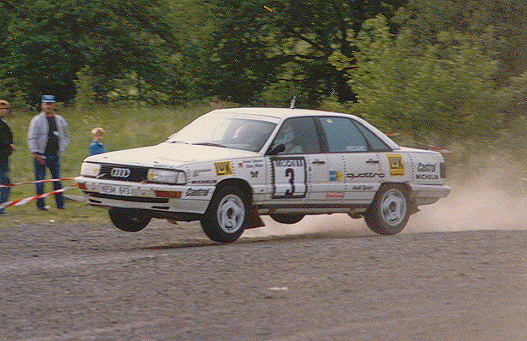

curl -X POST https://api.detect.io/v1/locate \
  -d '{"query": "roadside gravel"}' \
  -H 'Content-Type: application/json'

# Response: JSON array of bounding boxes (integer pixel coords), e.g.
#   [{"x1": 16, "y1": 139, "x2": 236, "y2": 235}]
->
[{"x1": 1, "y1": 218, "x2": 527, "y2": 341}]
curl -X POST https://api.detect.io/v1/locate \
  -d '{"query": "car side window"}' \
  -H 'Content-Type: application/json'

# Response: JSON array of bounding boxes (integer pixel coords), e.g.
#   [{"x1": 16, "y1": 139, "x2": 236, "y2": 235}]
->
[
  {"x1": 354, "y1": 122, "x2": 391, "y2": 151},
  {"x1": 271, "y1": 117, "x2": 321, "y2": 154},
  {"x1": 320, "y1": 117, "x2": 368, "y2": 153}
]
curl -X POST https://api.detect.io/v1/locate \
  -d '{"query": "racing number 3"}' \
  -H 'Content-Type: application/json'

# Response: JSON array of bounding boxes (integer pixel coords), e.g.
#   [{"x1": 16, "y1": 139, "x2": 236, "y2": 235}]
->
[
  {"x1": 284, "y1": 168, "x2": 295, "y2": 196},
  {"x1": 271, "y1": 157, "x2": 307, "y2": 199}
]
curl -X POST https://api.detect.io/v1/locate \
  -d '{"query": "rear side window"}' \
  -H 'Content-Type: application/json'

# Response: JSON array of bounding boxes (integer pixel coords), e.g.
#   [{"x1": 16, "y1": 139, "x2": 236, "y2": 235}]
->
[
  {"x1": 319, "y1": 117, "x2": 368, "y2": 153},
  {"x1": 354, "y1": 122, "x2": 391, "y2": 151}
]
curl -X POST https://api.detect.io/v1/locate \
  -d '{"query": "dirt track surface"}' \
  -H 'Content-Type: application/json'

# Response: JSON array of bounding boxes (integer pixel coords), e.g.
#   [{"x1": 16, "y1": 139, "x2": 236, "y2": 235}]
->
[{"x1": 1, "y1": 216, "x2": 527, "y2": 341}]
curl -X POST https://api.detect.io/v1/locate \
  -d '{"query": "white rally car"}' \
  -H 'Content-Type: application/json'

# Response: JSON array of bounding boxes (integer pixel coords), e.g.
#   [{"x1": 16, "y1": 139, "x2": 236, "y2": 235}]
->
[{"x1": 75, "y1": 108, "x2": 451, "y2": 243}]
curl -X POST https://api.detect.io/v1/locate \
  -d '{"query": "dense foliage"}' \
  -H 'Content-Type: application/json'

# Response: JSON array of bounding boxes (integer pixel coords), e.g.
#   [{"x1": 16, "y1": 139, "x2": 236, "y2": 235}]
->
[
  {"x1": 331, "y1": 16, "x2": 505, "y2": 146},
  {"x1": 0, "y1": 0, "x2": 183, "y2": 105},
  {"x1": 0, "y1": 0, "x2": 526, "y2": 152}
]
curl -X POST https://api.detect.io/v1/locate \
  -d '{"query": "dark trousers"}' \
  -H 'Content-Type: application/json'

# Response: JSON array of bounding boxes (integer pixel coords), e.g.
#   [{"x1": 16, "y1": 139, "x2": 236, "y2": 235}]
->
[
  {"x1": 34, "y1": 154, "x2": 64, "y2": 209},
  {"x1": 0, "y1": 162, "x2": 10, "y2": 213}
]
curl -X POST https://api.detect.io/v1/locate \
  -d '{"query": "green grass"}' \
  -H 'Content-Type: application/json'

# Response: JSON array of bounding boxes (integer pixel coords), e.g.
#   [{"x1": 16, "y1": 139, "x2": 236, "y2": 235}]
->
[{"x1": 1, "y1": 101, "x2": 229, "y2": 227}]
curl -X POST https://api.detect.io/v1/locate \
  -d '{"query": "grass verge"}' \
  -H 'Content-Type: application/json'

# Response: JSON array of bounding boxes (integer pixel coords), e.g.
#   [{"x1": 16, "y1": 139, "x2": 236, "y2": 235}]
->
[{"x1": 1, "y1": 101, "x2": 232, "y2": 227}]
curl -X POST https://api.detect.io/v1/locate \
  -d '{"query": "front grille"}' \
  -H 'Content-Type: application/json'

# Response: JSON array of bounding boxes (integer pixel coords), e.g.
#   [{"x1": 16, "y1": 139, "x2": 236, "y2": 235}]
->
[{"x1": 99, "y1": 164, "x2": 148, "y2": 182}]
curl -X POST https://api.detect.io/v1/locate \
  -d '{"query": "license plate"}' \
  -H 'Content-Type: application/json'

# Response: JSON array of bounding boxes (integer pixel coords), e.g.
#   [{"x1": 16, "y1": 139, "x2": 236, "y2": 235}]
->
[{"x1": 100, "y1": 184, "x2": 132, "y2": 196}]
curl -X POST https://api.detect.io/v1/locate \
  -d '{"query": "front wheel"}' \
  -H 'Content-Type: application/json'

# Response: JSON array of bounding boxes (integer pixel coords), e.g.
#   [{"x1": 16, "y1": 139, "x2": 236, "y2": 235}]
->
[
  {"x1": 364, "y1": 185, "x2": 409, "y2": 235},
  {"x1": 200, "y1": 186, "x2": 248, "y2": 243},
  {"x1": 109, "y1": 208, "x2": 151, "y2": 232}
]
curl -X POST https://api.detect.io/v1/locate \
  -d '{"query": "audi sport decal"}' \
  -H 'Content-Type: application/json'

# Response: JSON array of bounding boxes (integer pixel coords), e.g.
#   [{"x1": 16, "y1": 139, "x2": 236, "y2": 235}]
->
[{"x1": 271, "y1": 157, "x2": 307, "y2": 199}]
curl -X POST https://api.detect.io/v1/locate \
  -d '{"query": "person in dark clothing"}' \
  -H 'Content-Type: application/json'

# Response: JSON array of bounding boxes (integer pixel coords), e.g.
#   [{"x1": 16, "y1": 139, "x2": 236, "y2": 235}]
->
[
  {"x1": 27, "y1": 95, "x2": 69, "y2": 210},
  {"x1": 0, "y1": 100, "x2": 15, "y2": 214}
]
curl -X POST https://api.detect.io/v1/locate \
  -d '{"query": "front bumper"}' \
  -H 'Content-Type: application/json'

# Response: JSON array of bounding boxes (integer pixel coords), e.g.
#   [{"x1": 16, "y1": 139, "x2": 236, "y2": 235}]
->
[{"x1": 74, "y1": 176, "x2": 213, "y2": 215}]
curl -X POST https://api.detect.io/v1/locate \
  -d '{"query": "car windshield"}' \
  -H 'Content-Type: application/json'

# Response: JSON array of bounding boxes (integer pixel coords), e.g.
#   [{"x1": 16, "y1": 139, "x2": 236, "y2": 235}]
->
[{"x1": 167, "y1": 114, "x2": 277, "y2": 152}]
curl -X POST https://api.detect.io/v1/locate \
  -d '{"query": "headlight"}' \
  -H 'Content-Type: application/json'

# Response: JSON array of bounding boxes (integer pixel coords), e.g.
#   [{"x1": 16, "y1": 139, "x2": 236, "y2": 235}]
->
[
  {"x1": 81, "y1": 162, "x2": 101, "y2": 177},
  {"x1": 147, "y1": 169, "x2": 187, "y2": 185}
]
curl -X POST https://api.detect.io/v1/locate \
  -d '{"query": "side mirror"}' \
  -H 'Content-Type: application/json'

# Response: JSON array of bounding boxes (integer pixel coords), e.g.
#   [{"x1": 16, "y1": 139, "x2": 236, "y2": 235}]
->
[{"x1": 266, "y1": 144, "x2": 285, "y2": 155}]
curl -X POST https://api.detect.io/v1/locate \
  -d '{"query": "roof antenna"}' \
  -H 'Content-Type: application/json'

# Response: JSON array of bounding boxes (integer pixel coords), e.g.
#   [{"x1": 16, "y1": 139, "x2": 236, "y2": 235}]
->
[{"x1": 289, "y1": 96, "x2": 296, "y2": 109}]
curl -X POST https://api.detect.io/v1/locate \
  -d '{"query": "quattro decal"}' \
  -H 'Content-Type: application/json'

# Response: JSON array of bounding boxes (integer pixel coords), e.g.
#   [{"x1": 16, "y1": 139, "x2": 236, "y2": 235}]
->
[
  {"x1": 271, "y1": 157, "x2": 307, "y2": 199},
  {"x1": 387, "y1": 154, "x2": 405, "y2": 176}
]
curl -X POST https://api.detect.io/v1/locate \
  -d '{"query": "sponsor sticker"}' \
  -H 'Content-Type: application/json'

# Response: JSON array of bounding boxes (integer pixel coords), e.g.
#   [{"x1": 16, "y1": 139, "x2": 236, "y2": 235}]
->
[
  {"x1": 239, "y1": 159, "x2": 264, "y2": 169},
  {"x1": 417, "y1": 163, "x2": 437, "y2": 172},
  {"x1": 387, "y1": 154, "x2": 405, "y2": 176},
  {"x1": 193, "y1": 168, "x2": 213, "y2": 177},
  {"x1": 351, "y1": 185, "x2": 374, "y2": 191},
  {"x1": 346, "y1": 172, "x2": 385, "y2": 179},
  {"x1": 415, "y1": 163, "x2": 438, "y2": 180},
  {"x1": 214, "y1": 161, "x2": 233, "y2": 176},
  {"x1": 271, "y1": 157, "x2": 307, "y2": 199},
  {"x1": 326, "y1": 191, "x2": 345, "y2": 199},
  {"x1": 185, "y1": 188, "x2": 211, "y2": 197},
  {"x1": 329, "y1": 170, "x2": 343, "y2": 182},
  {"x1": 191, "y1": 179, "x2": 217, "y2": 185}
]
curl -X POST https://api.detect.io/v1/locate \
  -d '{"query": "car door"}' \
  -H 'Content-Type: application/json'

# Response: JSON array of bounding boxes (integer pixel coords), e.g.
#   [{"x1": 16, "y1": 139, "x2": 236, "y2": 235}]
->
[
  {"x1": 317, "y1": 116, "x2": 388, "y2": 205},
  {"x1": 266, "y1": 116, "x2": 329, "y2": 204}
]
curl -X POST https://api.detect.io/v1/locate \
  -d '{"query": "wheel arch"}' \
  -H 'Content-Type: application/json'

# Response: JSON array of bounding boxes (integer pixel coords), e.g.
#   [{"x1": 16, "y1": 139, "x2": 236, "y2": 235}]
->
[
  {"x1": 208, "y1": 178, "x2": 263, "y2": 230},
  {"x1": 213, "y1": 178, "x2": 254, "y2": 205},
  {"x1": 366, "y1": 181, "x2": 415, "y2": 215},
  {"x1": 378, "y1": 182, "x2": 418, "y2": 214},
  {"x1": 378, "y1": 181, "x2": 411, "y2": 195}
]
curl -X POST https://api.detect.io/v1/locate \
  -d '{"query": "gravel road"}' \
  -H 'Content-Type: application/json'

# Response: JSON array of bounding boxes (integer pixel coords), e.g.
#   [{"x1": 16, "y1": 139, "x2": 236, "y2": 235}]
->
[{"x1": 1, "y1": 211, "x2": 527, "y2": 341}]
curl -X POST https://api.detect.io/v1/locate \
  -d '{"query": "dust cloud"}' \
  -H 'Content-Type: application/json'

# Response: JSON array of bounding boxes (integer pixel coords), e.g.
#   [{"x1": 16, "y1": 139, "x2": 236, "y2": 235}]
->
[
  {"x1": 244, "y1": 169, "x2": 527, "y2": 239},
  {"x1": 407, "y1": 173, "x2": 527, "y2": 233}
]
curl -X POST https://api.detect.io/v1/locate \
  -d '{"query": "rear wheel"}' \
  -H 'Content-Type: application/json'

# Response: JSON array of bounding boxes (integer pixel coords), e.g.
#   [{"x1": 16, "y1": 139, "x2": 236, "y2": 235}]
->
[
  {"x1": 201, "y1": 186, "x2": 248, "y2": 243},
  {"x1": 364, "y1": 185, "x2": 409, "y2": 235},
  {"x1": 109, "y1": 208, "x2": 151, "y2": 232}
]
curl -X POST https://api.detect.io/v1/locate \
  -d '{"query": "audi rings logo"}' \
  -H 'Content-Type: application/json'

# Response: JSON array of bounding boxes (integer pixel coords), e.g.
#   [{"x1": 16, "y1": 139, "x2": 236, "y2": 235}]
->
[{"x1": 110, "y1": 168, "x2": 131, "y2": 178}]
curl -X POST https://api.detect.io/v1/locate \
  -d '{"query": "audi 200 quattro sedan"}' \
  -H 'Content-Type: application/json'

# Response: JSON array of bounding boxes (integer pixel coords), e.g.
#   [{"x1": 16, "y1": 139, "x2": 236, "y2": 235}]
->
[{"x1": 75, "y1": 107, "x2": 451, "y2": 243}]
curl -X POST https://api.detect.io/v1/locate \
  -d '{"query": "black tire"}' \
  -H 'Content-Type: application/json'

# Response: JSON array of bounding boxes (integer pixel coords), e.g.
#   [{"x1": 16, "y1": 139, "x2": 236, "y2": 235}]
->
[
  {"x1": 109, "y1": 208, "x2": 151, "y2": 232},
  {"x1": 200, "y1": 186, "x2": 248, "y2": 243},
  {"x1": 270, "y1": 214, "x2": 304, "y2": 224},
  {"x1": 364, "y1": 185, "x2": 409, "y2": 235}
]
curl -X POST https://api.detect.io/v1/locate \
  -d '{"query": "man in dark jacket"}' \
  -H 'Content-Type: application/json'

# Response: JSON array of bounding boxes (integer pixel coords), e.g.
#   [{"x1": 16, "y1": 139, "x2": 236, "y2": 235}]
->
[{"x1": 0, "y1": 100, "x2": 15, "y2": 214}]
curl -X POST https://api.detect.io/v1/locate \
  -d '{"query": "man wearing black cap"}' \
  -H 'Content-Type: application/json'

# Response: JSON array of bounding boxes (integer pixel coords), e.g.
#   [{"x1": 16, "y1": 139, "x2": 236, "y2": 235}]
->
[{"x1": 27, "y1": 95, "x2": 69, "y2": 210}]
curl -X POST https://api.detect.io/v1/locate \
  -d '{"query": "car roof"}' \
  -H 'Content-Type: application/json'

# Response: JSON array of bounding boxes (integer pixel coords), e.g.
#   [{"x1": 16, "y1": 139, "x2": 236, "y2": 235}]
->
[
  {"x1": 211, "y1": 107, "x2": 356, "y2": 120},
  {"x1": 210, "y1": 107, "x2": 401, "y2": 150}
]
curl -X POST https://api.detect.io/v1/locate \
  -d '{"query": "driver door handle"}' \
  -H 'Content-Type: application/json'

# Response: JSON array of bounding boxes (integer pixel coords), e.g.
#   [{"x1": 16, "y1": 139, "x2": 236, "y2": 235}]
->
[
  {"x1": 312, "y1": 160, "x2": 326, "y2": 165},
  {"x1": 366, "y1": 158, "x2": 380, "y2": 164}
]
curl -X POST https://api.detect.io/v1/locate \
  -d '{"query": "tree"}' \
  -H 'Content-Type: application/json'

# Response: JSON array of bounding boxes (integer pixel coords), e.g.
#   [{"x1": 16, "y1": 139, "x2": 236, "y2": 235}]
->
[
  {"x1": 194, "y1": 0, "x2": 406, "y2": 105},
  {"x1": 398, "y1": 0, "x2": 527, "y2": 120},
  {"x1": 0, "y1": 0, "x2": 184, "y2": 104},
  {"x1": 332, "y1": 15, "x2": 504, "y2": 146}
]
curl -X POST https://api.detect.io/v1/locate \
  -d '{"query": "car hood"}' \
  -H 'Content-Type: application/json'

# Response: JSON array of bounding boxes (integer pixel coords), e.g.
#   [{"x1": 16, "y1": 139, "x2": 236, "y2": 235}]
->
[{"x1": 84, "y1": 143, "x2": 259, "y2": 168}]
